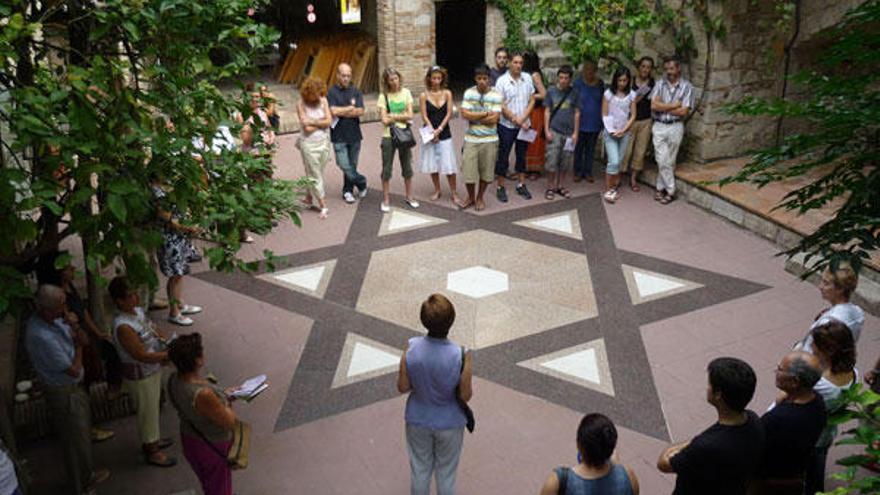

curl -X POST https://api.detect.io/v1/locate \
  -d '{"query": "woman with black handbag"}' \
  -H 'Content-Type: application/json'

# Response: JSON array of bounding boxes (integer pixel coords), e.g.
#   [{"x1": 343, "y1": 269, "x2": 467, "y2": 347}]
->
[
  {"x1": 378, "y1": 67, "x2": 420, "y2": 213},
  {"x1": 398, "y1": 294, "x2": 473, "y2": 495}
]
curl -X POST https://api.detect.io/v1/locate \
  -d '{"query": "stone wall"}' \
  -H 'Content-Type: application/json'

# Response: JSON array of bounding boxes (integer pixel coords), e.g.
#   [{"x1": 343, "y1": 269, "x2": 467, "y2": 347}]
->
[
  {"x1": 376, "y1": 0, "x2": 435, "y2": 95},
  {"x1": 484, "y1": 5, "x2": 506, "y2": 68}
]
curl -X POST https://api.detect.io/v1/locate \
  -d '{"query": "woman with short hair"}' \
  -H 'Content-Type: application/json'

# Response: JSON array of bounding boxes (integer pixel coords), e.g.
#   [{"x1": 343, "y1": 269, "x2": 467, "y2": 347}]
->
[
  {"x1": 167, "y1": 333, "x2": 239, "y2": 495},
  {"x1": 108, "y1": 276, "x2": 177, "y2": 468},
  {"x1": 398, "y1": 294, "x2": 472, "y2": 495},
  {"x1": 539, "y1": 413, "x2": 639, "y2": 495},
  {"x1": 797, "y1": 264, "x2": 864, "y2": 352},
  {"x1": 297, "y1": 76, "x2": 333, "y2": 219},
  {"x1": 378, "y1": 67, "x2": 419, "y2": 212},
  {"x1": 804, "y1": 321, "x2": 858, "y2": 495}
]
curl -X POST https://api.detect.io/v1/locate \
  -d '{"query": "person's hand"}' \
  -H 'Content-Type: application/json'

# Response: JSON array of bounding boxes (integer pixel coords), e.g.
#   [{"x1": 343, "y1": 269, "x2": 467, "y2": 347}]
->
[
  {"x1": 867, "y1": 370, "x2": 877, "y2": 386},
  {"x1": 520, "y1": 120, "x2": 530, "y2": 131},
  {"x1": 613, "y1": 130, "x2": 626, "y2": 138},
  {"x1": 545, "y1": 129, "x2": 553, "y2": 141},
  {"x1": 381, "y1": 115, "x2": 392, "y2": 126},
  {"x1": 63, "y1": 310, "x2": 80, "y2": 329},
  {"x1": 72, "y1": 327, "x2": 89, "y2": 347},
  {"x1": 673, "y1": 100, "x2": 682, "y2": 108},
  {"x1": 570, "y1": 133, "x2": 578, "y2": 145}
]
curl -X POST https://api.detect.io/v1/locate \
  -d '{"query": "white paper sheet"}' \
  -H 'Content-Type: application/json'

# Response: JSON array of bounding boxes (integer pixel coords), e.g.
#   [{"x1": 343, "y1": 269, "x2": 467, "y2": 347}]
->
[
  {"x1": 602, "y1": 116, "x2": 620, "y2": 133},
  {"x1": 420, "y1": 125, "x2": 435, "y2": 144},
  {"x1": 230, "y1": 374, "x2": 267, "y2": 399},
  {"x1": 330, "y1": 117, "x2": 339, "y2": 129},
  {"x1": 564, "y1": 137, "x2": 575, "y2": 152},
  {"x1": 517, "y1": 127, "x2": 537, "y2": 143}
]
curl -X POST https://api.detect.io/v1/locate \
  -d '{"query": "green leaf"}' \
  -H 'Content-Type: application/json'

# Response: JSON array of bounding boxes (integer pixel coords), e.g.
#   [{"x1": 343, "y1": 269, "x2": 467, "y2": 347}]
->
[{"x1": 107, "y1": 194, "x2": 127, "y2": 223}]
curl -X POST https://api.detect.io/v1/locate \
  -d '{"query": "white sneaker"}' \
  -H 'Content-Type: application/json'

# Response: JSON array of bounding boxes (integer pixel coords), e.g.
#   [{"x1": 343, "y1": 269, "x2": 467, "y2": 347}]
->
[
  {"x1": 358, "y1": 187, "x2": 368, "y2": 199},
  {"x1": 180, "y1": 304, "x2": 202, "y2": 315},
  {"x1": 343, "y1": 192, "x2": 356, "y2": 204},
  {"x1": 380, "y1": 202, "x2": 391, "y2": 213},
  {"x1": 167, "y1": 315, "x2": 194, "y2": 326},
  {"x1": 405, "y1": 198, "x2": 420, "y2": 209}
]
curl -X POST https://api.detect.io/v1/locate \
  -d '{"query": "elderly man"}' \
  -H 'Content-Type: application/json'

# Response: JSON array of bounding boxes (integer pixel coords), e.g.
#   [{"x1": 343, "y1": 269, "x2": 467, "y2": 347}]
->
[
  {"x1": 328, "y1": 63, "x2": 368, "y2": 203},
  {"x1": 749, "y1": 352, "x2": 827, "y2": 495},
  {"x1": 25, "y1": 285, "x2": 110, "y2": 494},
  {"x1": 650, "y1": 55, "x2": 695, "y2": 204}
]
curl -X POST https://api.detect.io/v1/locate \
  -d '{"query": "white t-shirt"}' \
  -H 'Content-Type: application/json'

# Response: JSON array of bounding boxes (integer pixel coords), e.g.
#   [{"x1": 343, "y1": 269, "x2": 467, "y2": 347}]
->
[
  {"x1": 495, "y1": 71, "x2": 536, "y2": 129},
  {"x1": 799, "y1": 302, "x2": 865, "y2": 353},
  {"x1": 603, "y1": 89, "x2": 636, "y2": 133}
]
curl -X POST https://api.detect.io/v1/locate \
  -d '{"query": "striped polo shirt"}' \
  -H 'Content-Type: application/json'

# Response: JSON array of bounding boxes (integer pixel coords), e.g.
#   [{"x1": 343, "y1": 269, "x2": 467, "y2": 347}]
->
[
  {"x1": 650, "y1": 77, "x2": 695, "y2": 124},
  {"x1": 461, "y1": 86, "x2": 503, "y2": 143},
  {"x1": 495, "y1": 71, "x2": 535, "y2": 129}
]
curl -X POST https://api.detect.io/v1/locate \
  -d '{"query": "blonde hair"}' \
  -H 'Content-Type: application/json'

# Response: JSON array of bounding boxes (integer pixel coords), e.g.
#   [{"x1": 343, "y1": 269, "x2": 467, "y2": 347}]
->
[
  {"x1": 827, "y1": 264, "x2": 858, "y2": 299},
  {"x1": 382, "y1": 67, "x2": 403, "y2": 93}
]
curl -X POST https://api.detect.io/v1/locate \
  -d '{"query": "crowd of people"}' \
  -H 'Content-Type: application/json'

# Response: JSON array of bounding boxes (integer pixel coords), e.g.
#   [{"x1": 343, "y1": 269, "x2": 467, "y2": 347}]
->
[
  {"x1": 289, "y1": 48, "x2": 695, "y2": 217},
  {"x1": 15, "y1": 46, "x2": 874, "y2": 495}
]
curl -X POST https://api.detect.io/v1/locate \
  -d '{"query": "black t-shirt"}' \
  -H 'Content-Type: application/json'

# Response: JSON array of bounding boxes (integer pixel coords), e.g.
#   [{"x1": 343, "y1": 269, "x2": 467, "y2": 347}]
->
[
  {"x1": 632, "y1": 77, "x2": 655, "y2": 121},
  {"x1": 758, "y1": 396, "x2": 827, "y2": 478},
  {"x1": 489, "y1": 67, "x2": 507, "y2": 86},
  {"x1": 670, "y1": 410, "x2": 765, "y2": 495},
  {"x1": 327, "y1": 84, "x2": 364, "y2": 144}
]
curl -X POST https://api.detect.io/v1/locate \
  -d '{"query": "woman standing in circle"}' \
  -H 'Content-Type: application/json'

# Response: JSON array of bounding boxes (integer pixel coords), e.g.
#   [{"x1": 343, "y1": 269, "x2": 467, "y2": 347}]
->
[
  {"x1": 601, "y1": 67, "x2": 637, "y2": 204},
  {"x1": 297, "y1": 76, "x2": 333, "y2": 219},
  {"x1": 398, "y1": 294, "x2": 472, "y2": 495},
  {"x1": 524, "y1": 51, "x2": 548, "y2": 181},
  {"x1": 378, "y1": 67, "x2": 419, "y2": 212},
  {"x1": 539, "y1": 413, "x2": 639, "y2": 494},
  {"x1": 419, "y1": 66, "x2": 460, "y2": 205},
  {"x1": 168, "y1": 333, "x2": 240, "y2": 495}
]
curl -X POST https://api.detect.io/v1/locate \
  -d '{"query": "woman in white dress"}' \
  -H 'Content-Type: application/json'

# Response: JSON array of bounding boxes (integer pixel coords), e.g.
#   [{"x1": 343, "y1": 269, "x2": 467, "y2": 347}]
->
[{"x1": 419, "y1": 66, "x2": 460, "y2": 205}]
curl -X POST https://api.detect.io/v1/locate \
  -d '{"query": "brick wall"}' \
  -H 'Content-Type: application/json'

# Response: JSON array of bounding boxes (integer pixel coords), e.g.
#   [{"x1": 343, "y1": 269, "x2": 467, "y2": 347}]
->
[{"x1": 377, "y1": 0, "x2": 435, "y2": 96}]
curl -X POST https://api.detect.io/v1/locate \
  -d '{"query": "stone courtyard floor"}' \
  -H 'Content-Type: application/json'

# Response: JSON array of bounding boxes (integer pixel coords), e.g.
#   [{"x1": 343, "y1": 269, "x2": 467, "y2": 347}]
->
[{"x1": 24, "y1": 120, "x2": 880, "y2": 494}]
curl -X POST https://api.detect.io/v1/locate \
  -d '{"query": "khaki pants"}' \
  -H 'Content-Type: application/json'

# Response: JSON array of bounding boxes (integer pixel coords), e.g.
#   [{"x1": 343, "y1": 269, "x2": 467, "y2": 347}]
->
[
  {"x1": 299, "y1": 135, "x2": 330, "y2": 199},
  {"x1": 45, "y1": 385, "x2": 93, "y2": 494},
  {"x1": 124, "y1": 371, "x2": 163, "y2": 445},
  {"x1": 621, "y1": 118, "x2": 653, "y2": 173},
  {"x1": 652, "y1": 121, "x2": 684, "y2": 195}
]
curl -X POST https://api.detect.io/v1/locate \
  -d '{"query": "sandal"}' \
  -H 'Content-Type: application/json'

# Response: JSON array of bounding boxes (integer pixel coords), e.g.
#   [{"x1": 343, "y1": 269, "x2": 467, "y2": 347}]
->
[
  {"x1": 630, "y1": 182, "x2": 641, "y2": 192},
  {"x1": 458, "y1": 199, "x2": 473, "y2": 211},
  {"x1": 556, "y1": 188, "x2": 572, "y2": 199},
  {"x1": 659, "y1": 193, "x2": 676, "y2": 205},
  {"x1": 544, "y1": 189, "x2": 556, "y2": 200},
  {"x1": 475, "y1": 200, "x2": 486, "y2": 211},
  {"x1": 654, "y1": 191, "x2": 665, "y2": 201},
  {"x1": 319, "y1": 207, "x2": 329, "y2": 219}
]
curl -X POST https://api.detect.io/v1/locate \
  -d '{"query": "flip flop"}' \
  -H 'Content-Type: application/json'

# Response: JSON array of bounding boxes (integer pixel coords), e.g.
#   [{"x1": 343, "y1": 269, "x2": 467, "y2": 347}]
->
[
  {"x1": 145, "y1": 453, "x2": 178, "y2": 468},
  {"x1": 659, "y1": 194, "x2": 676, "y2": 205},
  {"x1": 556, "y1": 188, "x2": 572, "y2": 199},
  {"x1": 544, "y1": 189, "x2": 556, "y2": 200},
  {"x1": 458, "y1": 200, "x2": 473, "y2": 211},
  {"x1": 630, "y1": 183, "x2": 641, "y2": 192}
]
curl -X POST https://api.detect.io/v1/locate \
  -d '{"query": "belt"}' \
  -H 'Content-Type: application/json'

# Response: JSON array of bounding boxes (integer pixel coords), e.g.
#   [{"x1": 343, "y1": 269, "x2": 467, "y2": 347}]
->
[{"x1": 653, "y1": 119, "x2": 681, "y2": 124}]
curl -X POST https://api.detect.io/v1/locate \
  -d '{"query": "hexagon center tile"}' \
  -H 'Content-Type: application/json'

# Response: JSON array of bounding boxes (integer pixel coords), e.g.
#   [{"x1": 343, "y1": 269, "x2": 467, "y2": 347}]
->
[{"x1": 356, "y1": 230, "x2": 597, "y2": 349}]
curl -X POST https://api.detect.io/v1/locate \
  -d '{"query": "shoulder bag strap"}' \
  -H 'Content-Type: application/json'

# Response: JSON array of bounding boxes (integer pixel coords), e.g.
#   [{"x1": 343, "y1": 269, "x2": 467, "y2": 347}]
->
[
  {"x1": 549, "y1": 88, "x2": 573, "y2": 123},
  {"x1": 167, "y1": 374, "x2": 232, "y2": 464}
]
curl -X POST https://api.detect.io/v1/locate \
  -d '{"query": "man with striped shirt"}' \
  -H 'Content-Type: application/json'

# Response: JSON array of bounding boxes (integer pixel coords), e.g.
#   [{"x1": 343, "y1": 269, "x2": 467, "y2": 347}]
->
[
  {"x1": 651, "y1": 55, "x2": 695, "y2": 204},
  {"x1": 459, "y1": 65, "x2": 503, "y2": 211}
]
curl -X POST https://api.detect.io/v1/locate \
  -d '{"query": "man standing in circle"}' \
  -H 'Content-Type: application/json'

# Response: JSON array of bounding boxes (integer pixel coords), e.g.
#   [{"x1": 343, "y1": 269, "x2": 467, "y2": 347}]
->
[
  {"x1": 494, "y1": 52, "x2": 536, "y2": 203},
  {"x1": 328, "y1": 63, "x2": 368, "y2": 204},
  {"x1": 459, "y1": 65, "x2": 503, "y2": 211},
  {"x1": 489, "y1": 47, "x2": 509, "y2": 86},
  {"x1": 650, "y1": 55, "x2": 695, "y2": 205}
]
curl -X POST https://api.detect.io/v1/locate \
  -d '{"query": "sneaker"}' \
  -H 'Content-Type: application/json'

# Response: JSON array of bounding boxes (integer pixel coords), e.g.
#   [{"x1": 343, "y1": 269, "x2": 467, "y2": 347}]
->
[
  {"x1": 405, "y1": 198, "x2": 420, "y2": 209},
  {"x1": 180, "y1": 304, "x2": 202, "y2": 315},
  {"x1": 380, "y1": 202, "x2": 391, "y2": 213},
  {"x1": 343, "y1": 192, "x2": 356, "y2": 204},
  {"x1": 91, "y1": 428, "x2": 115, "y2": 443},
  {"x1": 496, "y1": 186, "x2": 508, "y2": 203},
  {"x1": 358, "y1": 187, "x2": 368, "y2": 199},
  {"x1": 87, "y1": 468, "x2": 111, "y2": 489},
  {"x1": 515, "y1": 183, "x2": 532, "y2": 200},
  {"x1": 167, "y1": 314, "x2": 194, "y2": 326}
]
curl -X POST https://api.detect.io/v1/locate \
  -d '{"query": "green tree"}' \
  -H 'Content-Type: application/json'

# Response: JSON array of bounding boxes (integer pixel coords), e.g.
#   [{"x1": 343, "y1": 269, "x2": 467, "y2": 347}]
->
[
  {"x1": 0, "y1": 0, "x2": 302, "y2": 315},
  {"x1": 720, "y1": 0, "x2": 880, "y2": 276},
  {"x1": 517, "y1": 0, "x2": 655, "y2": 65},
  {"x1": 821, "y1": 384, "x2": 880, "y2": 495}
]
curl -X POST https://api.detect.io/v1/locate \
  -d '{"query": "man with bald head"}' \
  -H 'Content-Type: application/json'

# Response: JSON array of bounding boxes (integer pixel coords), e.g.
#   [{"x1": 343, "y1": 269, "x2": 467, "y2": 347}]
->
[
  {"x1": 749, "y1": 352, "x2": 826, "y2": 494},
  {"x1": 26, "y1": 285, "x2": 110, "y2": 493},
  {"x1": 328, "y1": 63, "x2": 368, "y2": 203}
]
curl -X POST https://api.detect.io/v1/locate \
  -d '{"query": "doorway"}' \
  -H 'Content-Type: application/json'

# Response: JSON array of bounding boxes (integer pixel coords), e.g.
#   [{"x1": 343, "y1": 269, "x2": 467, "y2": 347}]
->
[{"x1": 435, "y1": 0, "x2": 486, "y2": 93}]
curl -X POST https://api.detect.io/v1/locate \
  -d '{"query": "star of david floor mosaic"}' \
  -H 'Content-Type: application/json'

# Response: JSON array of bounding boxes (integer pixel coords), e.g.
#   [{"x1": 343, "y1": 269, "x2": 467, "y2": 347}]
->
[{"x1": 196, "y1": 190, "x2": 768, "y2": 441}]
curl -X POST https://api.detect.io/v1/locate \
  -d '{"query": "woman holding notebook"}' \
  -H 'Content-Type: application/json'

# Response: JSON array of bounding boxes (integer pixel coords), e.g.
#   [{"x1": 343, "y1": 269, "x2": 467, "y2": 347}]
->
[{"x1": 167, "y1": 333, "x2": 240, "y2": 495}]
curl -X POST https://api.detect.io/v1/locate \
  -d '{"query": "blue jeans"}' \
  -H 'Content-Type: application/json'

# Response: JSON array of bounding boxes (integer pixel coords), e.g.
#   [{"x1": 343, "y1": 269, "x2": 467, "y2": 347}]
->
[
  {"x1": 495, "y1": 125, "x2": 528, "y2": 178},
  {"x1": 333, "y1": 141, "x2": 367, "y2": 194},
  {"x1": 603, "y1": 131, "x2": 630, "y2": 176},
  {"x1": 573, "y1": 131, "x2": 600, "y2": 178}
]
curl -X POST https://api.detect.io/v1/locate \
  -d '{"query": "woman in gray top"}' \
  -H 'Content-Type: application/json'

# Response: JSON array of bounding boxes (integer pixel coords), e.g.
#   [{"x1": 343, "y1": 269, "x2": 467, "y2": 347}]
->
[{"x1": 167, "y1": 333, "x2": 238, "y2": 495}]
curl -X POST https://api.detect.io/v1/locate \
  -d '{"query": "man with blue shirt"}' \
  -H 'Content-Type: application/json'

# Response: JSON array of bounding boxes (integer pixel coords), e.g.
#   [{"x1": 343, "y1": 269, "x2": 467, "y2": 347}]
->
[
  {"x1": 328, "y1": 63, "x2": 368, "y2": 204},
  {"x1": 573, "y1": 59, "x2": 604, "y2": 183},
  {"x1": 25, "y1": 285, "x2": 110, "y2": 494}
]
